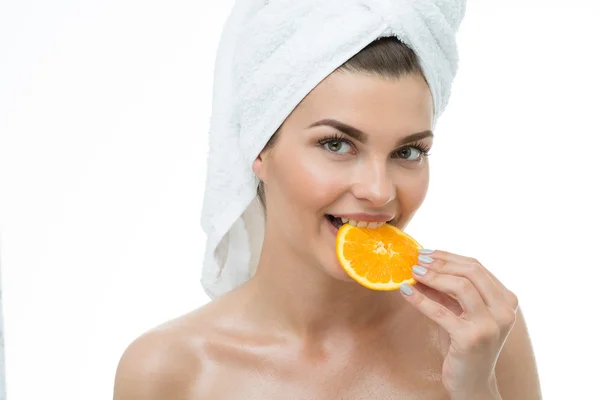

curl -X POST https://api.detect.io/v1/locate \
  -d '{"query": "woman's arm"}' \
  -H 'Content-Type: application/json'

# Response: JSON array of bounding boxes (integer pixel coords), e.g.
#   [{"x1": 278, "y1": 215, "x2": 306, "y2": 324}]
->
[
  {"x1": 113, "y1": 329, "x2": 201, "y2": 400},
  {"x1": 495, "y1": 308, "x2": 542, "y2": 399}
]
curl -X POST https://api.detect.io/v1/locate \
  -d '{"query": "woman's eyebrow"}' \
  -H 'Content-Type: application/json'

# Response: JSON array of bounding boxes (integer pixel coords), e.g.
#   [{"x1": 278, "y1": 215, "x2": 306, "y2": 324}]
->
[{"x1": 307, "y1": 118, "x2": 433, "y2": 146}]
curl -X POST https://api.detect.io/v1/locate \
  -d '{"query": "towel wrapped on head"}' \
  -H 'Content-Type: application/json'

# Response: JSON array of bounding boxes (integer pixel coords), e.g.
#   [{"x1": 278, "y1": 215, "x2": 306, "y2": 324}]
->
[{"x1": 200, "y1": 0, "x2": 467, "y2": 299}]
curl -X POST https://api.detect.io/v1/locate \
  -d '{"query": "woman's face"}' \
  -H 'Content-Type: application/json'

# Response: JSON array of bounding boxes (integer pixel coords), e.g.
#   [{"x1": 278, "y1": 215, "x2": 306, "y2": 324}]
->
[{"x1": 253, "y1": 70, "x2": 434, "y2": 281}]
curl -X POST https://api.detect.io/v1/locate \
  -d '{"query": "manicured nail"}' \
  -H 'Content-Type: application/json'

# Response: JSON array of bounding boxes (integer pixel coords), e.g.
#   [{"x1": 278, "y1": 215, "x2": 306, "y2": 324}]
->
[
  {"x1": 400, "y1": 283, "x2": 413, "y2": 296},
  {"x1": 412, "y1": 265, "x2": 428, "y2": 276},
  {"x1": 418, "y1": 248, "x2": 435, "y2": 254},
  {"x1": 418, "y1": 255, "x2": 434, "y2": 264}
]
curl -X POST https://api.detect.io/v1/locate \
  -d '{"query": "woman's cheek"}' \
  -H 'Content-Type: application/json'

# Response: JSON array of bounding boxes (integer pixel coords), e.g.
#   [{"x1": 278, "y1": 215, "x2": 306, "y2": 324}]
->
[{"x1": 299, "y1": 155, "x2": 353, "y2": 191}]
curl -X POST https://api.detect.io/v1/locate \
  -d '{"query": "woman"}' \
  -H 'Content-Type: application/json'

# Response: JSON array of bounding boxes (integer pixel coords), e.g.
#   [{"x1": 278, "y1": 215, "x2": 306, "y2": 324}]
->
[{"x1": 114, "y1": 2, "x2": 541, "y2": 399}]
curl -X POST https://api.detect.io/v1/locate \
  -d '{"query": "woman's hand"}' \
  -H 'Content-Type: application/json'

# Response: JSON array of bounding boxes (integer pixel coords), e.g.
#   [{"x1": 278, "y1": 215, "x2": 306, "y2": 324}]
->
[{"x1": 399, "y1": 249, "x2": 519, "y2": 400}]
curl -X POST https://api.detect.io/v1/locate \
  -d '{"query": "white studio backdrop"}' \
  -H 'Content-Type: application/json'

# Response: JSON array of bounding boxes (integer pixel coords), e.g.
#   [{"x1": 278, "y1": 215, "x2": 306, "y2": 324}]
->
[{"x1": 1, "y1": 1, "x2": 599, "y2": 399}]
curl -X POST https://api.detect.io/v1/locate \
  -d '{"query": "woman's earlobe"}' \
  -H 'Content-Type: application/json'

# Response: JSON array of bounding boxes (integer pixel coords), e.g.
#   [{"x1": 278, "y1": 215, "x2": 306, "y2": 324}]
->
[{"x1": 252, "y1": 155, "x2": 265, "y2": 180}]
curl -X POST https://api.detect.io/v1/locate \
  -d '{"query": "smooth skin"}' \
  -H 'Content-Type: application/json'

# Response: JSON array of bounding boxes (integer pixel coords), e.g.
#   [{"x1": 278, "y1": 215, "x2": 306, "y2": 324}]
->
[{"x1": 113, "y1": 71, "x2": 541, "y2": 399}]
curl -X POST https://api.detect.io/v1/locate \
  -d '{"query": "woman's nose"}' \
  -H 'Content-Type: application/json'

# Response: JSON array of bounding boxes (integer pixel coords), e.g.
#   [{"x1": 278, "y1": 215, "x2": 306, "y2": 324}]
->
[{"x1": 350, "y1": 163, "x2": 396, "y2": 207}]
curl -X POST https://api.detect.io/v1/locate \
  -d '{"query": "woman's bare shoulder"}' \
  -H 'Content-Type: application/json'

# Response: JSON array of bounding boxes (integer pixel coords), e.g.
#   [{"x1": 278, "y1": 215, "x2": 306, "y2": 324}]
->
[{"x1": 112, "y1": 302, "x2": 224, "y2": 400}]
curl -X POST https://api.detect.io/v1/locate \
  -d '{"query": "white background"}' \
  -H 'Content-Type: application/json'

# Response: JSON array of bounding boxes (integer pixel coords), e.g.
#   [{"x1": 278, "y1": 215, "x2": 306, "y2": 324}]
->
[{"x1": 1, "y1": 1, "x2": 599, "y2": 399}]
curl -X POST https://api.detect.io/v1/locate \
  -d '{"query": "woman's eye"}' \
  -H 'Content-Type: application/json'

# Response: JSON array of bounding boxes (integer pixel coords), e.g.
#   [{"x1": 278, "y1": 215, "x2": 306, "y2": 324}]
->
[
  {"x1": 397, "y1": 147, "x2": 424, "y2": 161},
  {"x1": 324, "y1": 140, "x2": 352, "y2": 154}
]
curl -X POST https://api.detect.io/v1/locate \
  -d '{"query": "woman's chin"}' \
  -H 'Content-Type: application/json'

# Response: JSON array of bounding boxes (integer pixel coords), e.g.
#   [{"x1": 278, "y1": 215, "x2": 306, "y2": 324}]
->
[{"x1": 322, "y1": 255, "x2": 354, "y2": 282}]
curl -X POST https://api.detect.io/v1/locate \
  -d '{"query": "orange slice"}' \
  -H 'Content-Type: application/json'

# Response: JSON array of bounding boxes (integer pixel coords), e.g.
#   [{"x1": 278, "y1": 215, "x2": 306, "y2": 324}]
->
[{"x1": 336, "y1": 223, "x2": 423, "y2": 290}]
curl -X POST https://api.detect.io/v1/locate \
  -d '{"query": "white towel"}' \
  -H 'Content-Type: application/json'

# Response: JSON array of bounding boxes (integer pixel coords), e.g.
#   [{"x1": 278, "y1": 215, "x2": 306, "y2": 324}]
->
[{"x1": 200, "y1": 0, "x2": 467, "y2": 299}]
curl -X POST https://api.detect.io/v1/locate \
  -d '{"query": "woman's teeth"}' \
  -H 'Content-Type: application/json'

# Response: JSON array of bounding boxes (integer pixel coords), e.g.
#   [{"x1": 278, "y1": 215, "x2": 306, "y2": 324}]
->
[{"x1": 342, "y1": 218, "x2": 387, "y2": 229}]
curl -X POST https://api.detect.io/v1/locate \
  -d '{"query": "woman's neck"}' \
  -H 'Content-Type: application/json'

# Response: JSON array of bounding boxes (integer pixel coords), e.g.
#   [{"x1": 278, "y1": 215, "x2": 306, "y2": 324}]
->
[{"x1": 244, "y1": 239, "x2": 410, "y2": 339}]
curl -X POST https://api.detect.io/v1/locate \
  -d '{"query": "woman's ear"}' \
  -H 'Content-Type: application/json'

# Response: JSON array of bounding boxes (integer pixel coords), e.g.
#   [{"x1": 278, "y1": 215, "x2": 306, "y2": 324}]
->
[
  {"x1": 252, "y1": 152, "x2": 267, "y2": 182},
  {"x1": 252, "y1": 131, "x2": 278, "y2": 182}
]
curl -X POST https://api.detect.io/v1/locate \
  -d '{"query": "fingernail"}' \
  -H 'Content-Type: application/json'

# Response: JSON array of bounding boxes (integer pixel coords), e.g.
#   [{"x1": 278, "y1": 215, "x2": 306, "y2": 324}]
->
[
  {"x1": 400, "y1": 283, "x2": 413, "y2": 296},
  {"x1": 418, "y1": 248, "x2": 435, "y2": 254},
  {"x1": 418, "y1": 255, "x2": 434, "y2": 264},
  {"x1": 412, "y1": 265, "x2": 428, "y2": 276}
]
